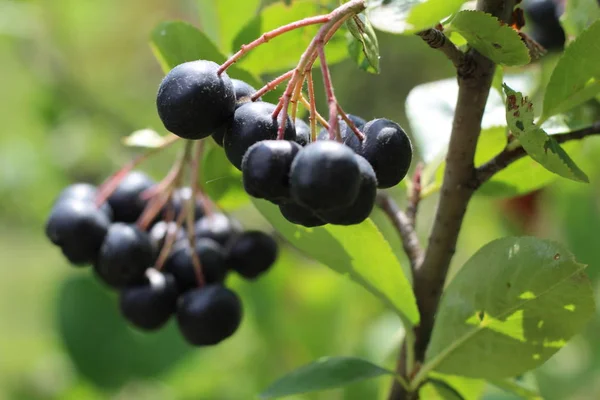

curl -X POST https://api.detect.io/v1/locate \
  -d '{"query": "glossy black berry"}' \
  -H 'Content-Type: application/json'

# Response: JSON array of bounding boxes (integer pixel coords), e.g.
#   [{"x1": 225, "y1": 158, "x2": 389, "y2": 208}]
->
[
  {"x1": 523, "y1": 0, "x2": 565, "y2": 51},
  {"x1": 119, "y1": 269, "x2": 179, "y2": 331},
  {"x1": 223, "y1": 101, "x2": 296, "y2": 170},
  {"x1": 176, "y1": 285, "x2": 243, "y2": 346},
  {"x1": 227, "y1": 231, "x2": 278, "y2": 279},
  {"x1": 290, "y1": 141, "x2": 361, "y2": 211},
  {"x1": 241, "y1": 140, "x2": 302, "y2": 203},
  {"x1": 317, "y1": 120, "x2": 362, "y2": 149},
  {"x1": 294, "y1": 118, "x2": 310, "y2": 146},
  {"x1": 95, "y1": 223, "x2": 155, "y2": 288},
  {"x1": 212, "y1": 79, "x2": 261, "y2": 146},
  {"x1": 317, "y1": 155, "x2": 377, "y2": 225},
  {"x1": 355, "y1": 119, "x2": 412, "y2": 189},
  {"x1": 156, "y1": 60, "x2": 236, "y2": 140},
  {"x1": 164, "y1": 238, "x2": 228, "y2": 292},
  {"x1": 194, "y1": 213, "x2": 241, "y2": 246},
  {"x1": 279, "y1": 202, "x2": 326, "y2": 227},
  {"x1": 45, "y1": 199, "x2": 111, "y2": 265},
  {"x1": 347, "y1": 114, "x2": 367, "y2": 129},
  {"x1": 107, "y1": 171, "x2": 155, "y2": 223},
  {"x1": 54, "y1": 183, "x2": 113, "y2": 218}
]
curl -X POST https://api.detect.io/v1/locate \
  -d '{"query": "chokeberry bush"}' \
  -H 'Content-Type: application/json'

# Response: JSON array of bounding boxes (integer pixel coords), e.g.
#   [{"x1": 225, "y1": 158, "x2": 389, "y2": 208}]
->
[{"x1": 27, "y1": 0, "x2": 600, "y2": 398}]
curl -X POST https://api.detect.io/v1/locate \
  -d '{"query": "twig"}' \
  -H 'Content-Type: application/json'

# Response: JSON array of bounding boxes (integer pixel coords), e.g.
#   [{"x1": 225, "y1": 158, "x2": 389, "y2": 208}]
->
[
  {"x1": 406, "y1": 164, "x2": 423, "y2": 225},
  {"x1": 300, "y1": 94, "x2": 329, "y2": 131},
  {"x1": 251, "y1": 70, "x2": 295, "y2": 101},
  {"x1": 218, "y1": 15, "x2": 331, "y2": 74},
  {"x1": 475, "y1": 121, "x2": 600, "y2": 186},
  {"x1": 416, "y1": 29, "x2": 470, "y2": 75},
  {"x1": 376, "y1": 192, "x2": 423, "y2": 270}
]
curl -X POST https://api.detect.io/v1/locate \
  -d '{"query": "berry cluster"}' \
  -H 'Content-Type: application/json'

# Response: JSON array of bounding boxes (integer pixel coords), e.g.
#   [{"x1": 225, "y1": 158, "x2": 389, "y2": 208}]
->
[
  {"x1": 156, "y1": 60, "x2": 413, "y2": 227},
  {"x1": 45, "y1": 171, "x2": 278, "y2": 346}
]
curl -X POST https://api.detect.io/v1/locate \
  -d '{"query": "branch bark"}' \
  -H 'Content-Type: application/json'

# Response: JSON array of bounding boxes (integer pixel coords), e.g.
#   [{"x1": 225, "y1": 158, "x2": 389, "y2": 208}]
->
[
  {"x1": 376, "y1": 192, "x2": 423, "y2": 269},
  {"x1": 417, "y1": 29, "x2": 471, "y2": 74},
  {"x1": 474, "y1": 121, "x2": 600, "y2": 186},
  {"x1": 389, "y1": 1, "x2": 517, "y2": 398}
]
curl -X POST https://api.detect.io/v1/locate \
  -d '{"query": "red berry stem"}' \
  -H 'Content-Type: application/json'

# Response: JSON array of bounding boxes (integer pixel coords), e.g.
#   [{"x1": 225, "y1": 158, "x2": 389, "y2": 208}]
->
[
  {"x1": 186, "y1": 140, "x2": 206, "y2": 288},
  {"x1": 154, "y1": 200, "x2": 189, "y2": 271},
  {"x1": 217, "y1": 14, "x2": 332, "y2": 75},
  {"x1": 306, "y1": 70, "x2": 319, "y2": 142},
  {"x1": 337, "y1": 104, "x2": 365, "y2": 141},
  {"x1": 272, "y1": 0, "x2": 365, "y2": 139},
  {"x1": 317, "y1": 46, "x2": 341, "y2": 141},
  {"x1": 251, "y1": 70, "x2": 295, "y2": 101},
  {"x1": 94, "y1": 133, "x2": 180, "y2": 207}
]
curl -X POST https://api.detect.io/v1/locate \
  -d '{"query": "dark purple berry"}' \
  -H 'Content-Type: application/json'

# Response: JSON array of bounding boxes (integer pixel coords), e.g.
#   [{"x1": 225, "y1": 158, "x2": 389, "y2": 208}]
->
[
  {"x1": 156, "y1": 60, "x2": 236, "y2": 140},
  {"x1": 107, "y1": 171, "x2": 155, "y2": 223},
  {"x1": 279, "y1": 202, "x2": 326, "y2": 227},
  {"x1": 227, "y1": 231, "x2": 278, "y2": 279},
  {"x1": 176, "y1": 285, "x2": 243, "y2": 346}
]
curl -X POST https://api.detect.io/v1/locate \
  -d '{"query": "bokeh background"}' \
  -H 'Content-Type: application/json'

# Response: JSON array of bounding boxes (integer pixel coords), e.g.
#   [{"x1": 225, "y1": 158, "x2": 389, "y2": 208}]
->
[{"x1": 2, "y1": 0, "x2": 600, "y2": 399}]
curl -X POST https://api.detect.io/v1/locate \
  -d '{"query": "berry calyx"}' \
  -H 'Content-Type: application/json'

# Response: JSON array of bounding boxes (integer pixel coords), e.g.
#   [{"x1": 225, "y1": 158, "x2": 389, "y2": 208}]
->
[
  {"x1": 317, "y1": 154, "x2": 377, "y2": 225},
  {"x1": 176, "y1": 285, "x2": 243, "y2": 346},
  {"x1": 241, "y1": 140, "x2": 302, "y2": 204},
  {"x1": 45, "y1": 199, "x2": 111, "y2": 265},
  {"x1": 107, "y1": 171, "x2": 155, "y2": 223},
  {"x1": 95, "y1": 223, "x2": 155, "y2": 288},
  {"x1": 119, "y1": 269, "x2": 179, "y2": 331},
  {"x1": 290, "y1": 141, "x2": 361, "y2": 211},
  {"x1": 156, "y1": 60, "x2": 236, "y2": 140},
  {"x1": 354, "y1": 118, "x2": 412, "y2": 189},
  {"x1": 223, "y1": 101, "x2": 296, "y2": 170},
  {"x1": 227, "y1": 231, "x2": 278, "y2": 279}
]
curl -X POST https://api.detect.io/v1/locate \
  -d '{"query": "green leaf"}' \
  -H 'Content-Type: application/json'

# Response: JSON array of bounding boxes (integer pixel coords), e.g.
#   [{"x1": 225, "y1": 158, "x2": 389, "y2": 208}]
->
[
  {"x1": 419, "y1": 380, "x2": 464, "y2": 400},
  {"x1": 200, "y1": 142, "x2": 249, "y2": 210},
  {"x1": 234, "y1": 1, "x2": 348, "y2": 75},
  {"x1": 450, "y1": 11, "x2": 530, "y2": 66},
  {"x1": 57, "y1": 275, "x2": 190, "y2": 389},
  {"x1": 541, "y1": 20, "x2": 600, "y2": 121},
  {"x1": 122, "y1": 129, "x2": 169, "y2": 149},
  {"x1": 197, "y1": 0, "x2": 261, "y2": 53},
  {"x1": 252, "y1": 198, "x2": 419, "y2": 325},
  {"x1": 422, "y1": 237, "x2": 594, "y2": 380},
  {"x1": 503, "y1": 84, "x2": 589, "y2": 183},
  {"x1": 561, "y1": 0, "x2": 600, "y2": 45},
  {"x1": 407, "y1": 0, "x2": 468, "y2": 31},
  {"x1": 150, "y1": 20, "x2": 260, "y2": 87},
  {"x1": 346, "y1": 14, "x2": 380, "y2": 74},
  {"x1": 428, "y1": 373, "x2": 487, "y2": 400},
  {"x1": 366, "y1": 0, "x2": 466, "y2": 34},
  {"x1": 489, "y1": 378, "x2": 544, "y2": 399},
  {"x1": 260, "y1": 357, "x2": 396, "y2": 399}
]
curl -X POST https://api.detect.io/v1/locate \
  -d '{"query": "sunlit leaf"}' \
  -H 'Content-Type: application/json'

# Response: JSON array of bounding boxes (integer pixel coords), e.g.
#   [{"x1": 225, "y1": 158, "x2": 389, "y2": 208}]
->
[
  {"x1": 252, "y1": 198, "x2": 419, "y2": 325},
  {"x1": 260, "y1": 357, "x2": 396, "y2": 399},
  {"x1": 451, "y1": 11, "x2": 530, "y2": 66},
  {"x1": 423, "y1": 237, "x2": 594, "y2": 379},
  {"x1": 504, "y1": 84, "x2": 588, "y2": 183},
  {"x1": 346, "y1": 14, "x2": 380, "y2": 74},
  {"x1": 541, "y1": 20, "x2": 600, "y2": 121},
  {"x1": 122, "y1": 129, "x2": 169, "y2": 149}
]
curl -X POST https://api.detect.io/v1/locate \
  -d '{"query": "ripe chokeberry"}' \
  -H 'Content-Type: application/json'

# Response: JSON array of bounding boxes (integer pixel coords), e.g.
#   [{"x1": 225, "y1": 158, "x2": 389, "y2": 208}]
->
[
  {"x1": 149, "y1": 221, "x2": 186, "y2": 250},
  {"x1": 176, "y1": 285, "x2": 243, "y2": 346},
  {"x1": 45, "y1": 199, "x2": 111, "y2": 265},
  {"x1": 164, "y1": 237, "x2": 228, "y2": 292},
  {"x1": 227, "y1": 231, "x2": 278, "y2": 279},
  {"x1": 317, "y1": 155, "x2": 377, "y2": 225},
  {"x1": 194, "y1": 213, "x2": 241, "y2": 246},
  {"x1": 156, "y1": 60, "x2": 236, "y2": 140},
  {"x1": 354, "y1": 118, "x2": 412, "y2": 189},
  {"x1": 212, "y1": 79, "x2": 261, "y2": 146},
  {"x1": 95, "y1": 223, "x2": 156, "y2": 288},
  {"x1": 167, "y1": 187, "x2": 205, "y2": 221},
  {"x1": 54, "y1": 183, "x2": 112, "y2": 218},
  {"x1": 294, "y1": 118, "x2": 310, "y2": 146},
  {"x1": 290, "y1": 141, "x2": 361, "y2": 211},
  {"x1": 119, "y1": 269, "x2": 179, "y2": 331},
  {"x1": 223, "y1": 101, "x2": 296, "y2": 170},
  {"x1": 241, "y1": 140, "x2": 302, "y2": 204},
  {"x1": 279, "y1": 201, "x2": 326, "y2": 227},
  {"x1": 107, "y1": 171, "x2": 155, "y2": 223}
]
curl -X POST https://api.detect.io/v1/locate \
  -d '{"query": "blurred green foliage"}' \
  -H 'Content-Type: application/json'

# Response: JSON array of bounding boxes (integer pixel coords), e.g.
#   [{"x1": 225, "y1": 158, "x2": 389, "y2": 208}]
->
[{"x1": 1, "y1": 0, "x2": 600, "y2": 399}]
